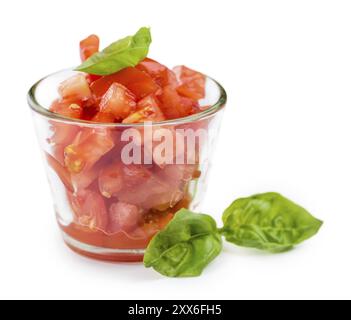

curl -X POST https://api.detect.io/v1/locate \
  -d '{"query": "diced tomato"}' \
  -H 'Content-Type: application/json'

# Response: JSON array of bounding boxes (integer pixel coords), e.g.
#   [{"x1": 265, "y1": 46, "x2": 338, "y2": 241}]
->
[
  {"x1": 86, "y1": 74, "x2": 102, "y2": 84},
  {"x1": 121, "y1": 164, "x2": 152, "y2": 188},
  {"x1": 48, "y1": 119, "x2": 80, "y2": 164},
  {"x1": 48, "y1": 122, "x2": 79, "y2": 147},
  {"x1": 98, "y1": 162, "x2": 123, "y2": 198},
  {"x1": 157, "y1": 164, "x2": 197, "y2": 191},
  {"x1": 64, "y1": 128, "x2": 114, "y2": 173},
  {"x1": 99, "y1": 83, "x2": 136, "y2": 120},
  {"x1": 174, "y1": 66, "x2": 206, "y2": 100},
  {"x1": 117, "y1": 171, "x2": 183, "y2": 210},
  {"x1": 68, "y1": 190, "x2": 108, "y2": 232},
  {"x1": 109, "y1": 202, "x2": 142, "y2": 234},
  {"x1": 122, "y1": 94, "x2": 165, "y2": 124},
  {"x1": 141, "y1": 213, "x2": 174, "y2": 237},
  {"x1": 91, "y1": 67, "x2": 160, "y2": 101},
  {"x1": 159, "y1": 85, "x2": 193, "y2": 119},
  {"x1": 59, "y1": 74, "x2": 92, "y2": 101},
  {"x1": 99, "y1": 162, "x2": 153, "y2": 202},
  {"x1": 80, "y1": 106, "x2": 98, "y2": 121},
  {"x1": 136, "y1": 58, "x2": 178, "y2": 88},
  {"x1": 91, "y1": 111, "x2": 116, "y2": 123},
  {"x1": 50, "y1": 99, "x2": 83, "y2": 119},
  {"x1": 180, "y1": 96, "x2": 201, "y2": 115},
  {"x1": 71, "y1": 166, "x2": 99, "y2": 193},
  {"x1": 157, "y1": 127, "x2": 194, "y2": 168},
  {"x1": 80, "y1": 34, "x2": 100, "y2": 62}
]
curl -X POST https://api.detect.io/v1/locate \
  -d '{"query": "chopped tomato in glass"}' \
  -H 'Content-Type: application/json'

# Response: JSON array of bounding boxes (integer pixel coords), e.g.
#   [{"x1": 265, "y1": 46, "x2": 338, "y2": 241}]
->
[{"x1": 46, "y1": 34, "x2": 211, "y2": 261}]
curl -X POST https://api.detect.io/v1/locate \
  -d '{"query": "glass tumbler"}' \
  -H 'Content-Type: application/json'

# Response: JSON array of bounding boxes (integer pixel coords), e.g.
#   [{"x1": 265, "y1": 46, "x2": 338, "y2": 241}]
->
[{"x1": 28, "y1": 70, "x2": 226, "y2": 262}]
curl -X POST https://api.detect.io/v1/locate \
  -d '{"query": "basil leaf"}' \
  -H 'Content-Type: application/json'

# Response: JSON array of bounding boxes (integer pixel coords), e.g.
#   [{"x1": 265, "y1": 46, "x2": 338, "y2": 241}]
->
[
  {"x1": 144, "y1": 209, "x2": 223, "y2": 277},
  {"x1": 75, "y1": 27, "x2": 152, "y2": 76},
  {"x1": 221, "y1": 192, "x2": 323, "y2": 253}
]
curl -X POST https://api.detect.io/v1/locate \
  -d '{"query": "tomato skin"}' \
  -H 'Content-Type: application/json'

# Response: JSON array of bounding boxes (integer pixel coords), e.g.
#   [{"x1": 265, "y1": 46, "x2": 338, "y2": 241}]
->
[
  {"x1": 91, "y1": 67, "x2": 160, "y2": 101},
  {"x1": 174, "y1": 66, "x2": 206, "y2": 100},
  {"x1": 99, "y1": 83, "x2": 137, "y2": 120},
  {"x1": 80, "y1": 34, "x2": 100, "y2": 62}
]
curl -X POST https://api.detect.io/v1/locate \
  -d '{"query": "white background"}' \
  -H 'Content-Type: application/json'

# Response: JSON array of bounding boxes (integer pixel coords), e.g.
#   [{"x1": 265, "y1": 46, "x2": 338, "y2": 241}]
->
[{"x1": 0, "y1": 0, "x2": 350, "y2": 300}]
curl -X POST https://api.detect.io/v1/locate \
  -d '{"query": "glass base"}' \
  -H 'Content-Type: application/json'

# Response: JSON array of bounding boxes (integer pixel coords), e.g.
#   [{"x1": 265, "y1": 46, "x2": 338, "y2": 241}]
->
[{"x1": 62, "y1": 231, "x2": 145, "y2": 262}]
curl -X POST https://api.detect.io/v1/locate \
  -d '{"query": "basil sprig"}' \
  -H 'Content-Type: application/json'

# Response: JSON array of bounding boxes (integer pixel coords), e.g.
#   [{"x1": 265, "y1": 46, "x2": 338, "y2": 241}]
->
[
  {"x1": 221, "y1": 192, "x2": 323, "y2": 253},
  {"x1": 75, "y1": 27, "x2": 152, "y2": 76},
  {"x1": 144, "y1": 193, "x2": 323, "y2": 278}
]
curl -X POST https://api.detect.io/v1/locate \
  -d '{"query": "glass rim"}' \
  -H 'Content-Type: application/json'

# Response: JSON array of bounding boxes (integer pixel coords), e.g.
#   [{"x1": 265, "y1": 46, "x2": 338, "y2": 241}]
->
[{"x1": 27, "y1": 68, "x2": 227, "y2": 127}]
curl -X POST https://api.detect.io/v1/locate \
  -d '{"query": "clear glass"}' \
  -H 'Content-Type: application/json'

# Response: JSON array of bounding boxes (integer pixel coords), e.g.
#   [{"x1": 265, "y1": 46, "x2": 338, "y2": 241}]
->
[{"x1": 28, "y1": 70, "x2": 226, "y2": 262}]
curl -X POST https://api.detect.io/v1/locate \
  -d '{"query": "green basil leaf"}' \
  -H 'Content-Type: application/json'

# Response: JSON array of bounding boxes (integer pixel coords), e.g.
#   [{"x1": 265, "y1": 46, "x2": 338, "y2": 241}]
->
[
  {"x1": 75, "y1": 27, "x2": 152, "y2": 75},
  {"x1": 144, "y1": 209, "x2": 223, "y2": 277},
  {"x1": 221, "y1": 192, "x2": 323, "y2": 253}
]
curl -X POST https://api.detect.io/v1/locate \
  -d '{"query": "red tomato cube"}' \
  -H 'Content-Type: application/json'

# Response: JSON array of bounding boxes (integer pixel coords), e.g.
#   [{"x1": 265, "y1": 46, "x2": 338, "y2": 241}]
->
[
  {"x1": 48, "y1": 122, "x2": 79, "y2": 147},
  {"x1": 91, "y1": 111, "x2": 116, "y2": 123},
  {"x1": 136, "y1": 58, "x2": 178, "y2": 88},
  {"x1": 122, "y1": 94, "x2": 165, "y2": 123},
  {"x1": 159, "y1": 85, "x2": 193, "y2": 119},
  {"x1": 121, "y1": 164, "x2": 152, "y2": 188},
  {"x1": 80, "y1": 34, "x2": 100, "y2": 62},
  {"x1": 98, "y1": 162, "x2": 124, "y2": 198},
  {"x1": 117, "y1": 172, "x2": 183, "y2": 210},
  {"x1": 59, "y1": 74, "x2": 92, "y2": 101},
  {"x1": 68, "y1": 190, "x2": 108, "y2": 232},
  {"x1": 99, "y1": 83, "x2": 136, "y2": 120},
  {"x1": 91, "y1": 67, "x2": 160, "y2": 101},
  {"x1": 109, "y1": 202, "x2": 142, "y2": 234},
  {"x1": 64, "y1": 128, "x2": 114, "y2": 173},
  {"x1": 174, "y1": 66, "x2": 206, "y2": 100},
  {"x1": 71, "y1": 165, "x2": 100, "y2": 193},
  {"x1": 50, "y1": 99, "x2": 83, "y2": 119}
]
